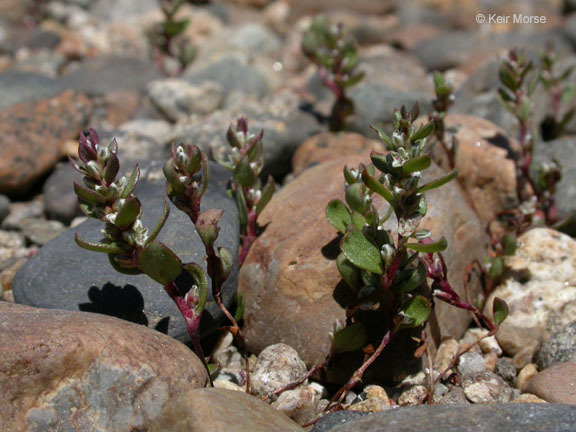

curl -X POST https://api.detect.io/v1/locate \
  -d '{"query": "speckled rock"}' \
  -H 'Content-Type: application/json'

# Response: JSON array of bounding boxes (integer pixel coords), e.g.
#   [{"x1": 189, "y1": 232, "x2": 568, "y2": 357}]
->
[
  {"x1": 462, "y1": 371, "x2": 513, "y2": 403},
  {"x1": 0, "y1": 91, "x2": 92, "y2": 194},
  {"x1": 458, "y1": 352, "x2": 487, "y2": 375},
  {"x1": 434, "y1": 338, "x2": 459, "y2": 371},
  {"x1": 430, "y1": 114, "x2": 519, "y2": 224},
  {"x1": 438, "y1": 387, "x2": 470, "y2": 405},
  {"x1": 1, "y1": 199, "x2": 43, "y2": 231},
  {"x1": 348, "y1": 385, "x2": 391, "y2": 413},
  {"x1": 495, "y1": 358, "x2": 517, "y2": 386},
  {"x1": 12, "y1": 161, "x2": 239, "y2": 342},
  {"x1": 398, "y1": 385, "x2": 427, "y2": 406},
  {"x1": 146, "y1": 79, "x2": 224, "y2": 122},
  {"x1": 537, "y1": 320, "x2": 576, "y2": 369},
  {"x1": 325, "y1": 404, "x2": 576, "y2": 432},
  {"x1": 526, "y1": 362, "x2": 576, "y2": 404},
  {"x1": 484, "y1": 228, "x2": 576, "y2": 357},
  {"x1": 0, "y1": 195, "x2": 10, "y2": 224},
  {"x1": 149, "y1": 388, "x2": 304, "y2": 432},
  {"x1": 19, "y1": 218, "x2": 66, "y2": 246},
  {"x1": 0, "y1": 302, "x2": 208, "y2": 432},
  {"x1": 250, "y1": 343, "x2": 308, "y2": 399},
  {"x1": 272, "y1": 387, "x2": 319, "y2": 425},
  {"x1": 239, "y1": 155, "x2": 487, "y2": 383},
  {"x1": 312, "y1": 410, "x2": 371, "y2": 432}
]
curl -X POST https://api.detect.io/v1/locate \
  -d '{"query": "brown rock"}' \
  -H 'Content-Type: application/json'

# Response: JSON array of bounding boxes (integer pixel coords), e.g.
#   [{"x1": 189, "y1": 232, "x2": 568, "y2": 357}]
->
[
  {"x1": 390, "y1": 24, "x2": 443, "y2": 51},
  {"x1": 526, "y1": 362, "x2": 576, "y2": 404},
  {"x1": 0, "y1": 91, "x2": 92, "y2": 194},
  {"x1": 512, "y1": 393, "x2": 547, "y2": 403},
  {"x1": 516, "y1": 363, "x2": 538, "y2": 392},
  {"x1": 0, "y1": 302, "x2": 208, "y2": 431},
  {"x1": 292, "y1": 132, "x2": 383, "y2": 176},
  {"x1": 104, "y1": 90, "x2": 142, "y2": 127},
  {"x1": 149, "y1": 388, "x2": 304, "y2": 432},
  {"x1": 239, "y1": 155, "x2": 487, "y2": 381},
  {"x1": 430, "y1": 114, "x2": 519, "y2": 225}
]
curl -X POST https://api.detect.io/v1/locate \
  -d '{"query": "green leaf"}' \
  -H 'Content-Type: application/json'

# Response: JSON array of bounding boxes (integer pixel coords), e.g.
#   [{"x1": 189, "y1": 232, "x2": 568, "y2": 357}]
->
[
  {"x1": 183, "y1": 262, "x2": 208, "y2": 314},
  {"x1": 326, "y1": 199, "x2": 351, "y2": 234},
  {"x1": 399, "y1": 295, "x2": 431, "y2": 329},
  {"x1": 396, "y1": 262, "x2": 426, "y2": 293},
  {"x1": 145, "y1": 200, "x2": 170, "y2": 246},
  {"x1": 492, "y1": 297, "x2": 509, "y2": 326},
  {"x1": 121, "y1": 165, "x2": 140, "y2": 199},
  {"x1": 234, "y1": 188, "x2": 248, "y2": 231},
  {"x1": 499, "y1": 66, "x2": 518, "y2": 92},
  {"x1": 255, "y1": 176, "x2": 275, "y2": 215},
  {"x1": 139, "y1": 241, "x2": 182, "y2": 285},
  {"x1": 362, "y1": 169, "x2": 394, "y2": 204},
  {"x1": 341, "y1": 230, "x2": 383, "y2": 275},
  {"x1": 351, "y1": 211, "x2": 367, "y2": 232},
  {"x1": 234, "y1": 294, "x2": 245, "y2": 322},
  {"x1": 344, "y1": 71, "x2": 364, "y2": 88},
  {"x1": 108, "y1": 254, "x2": 143, "y2": 275},
  {"x1": 417, "y1": 169, "x2": 457, "y2": 193},
  {"x1": 233, "y1": 157, "x2": 256, "y2": 188},
  {"x1": 411, "y1": 122, "x2": 435, "y2": 142},
  {"x1": 370, "y1": 152, "x2": 390, "y2": 172},
  {"x1": 331, "y1": 322, "x2": 367, "y2": 354},
  {"x1": 406, "y1": 237, "x2": 447, "y2": 253},
  {"x1": 402, "y1": 155, "x2": 431, "y2": 175},
  {"x1": 501, "y1": 234, "x2": 517, "y2": 256},
  {"x1": 488, "y1": 256, "x2": 504, "y2": 279},
  {"x1": 114, "y1": 197, "x2": 141, "y2": 229},
  {"x1": 337, "y1": 253, "x2": 360, "y2": 289},
  {"x1": 345, "y1": 183, "x2": 366, "y2": 213},
  {"x1": 370, "y1": 125, "x2": 393, "y2": 148},
  {"x1": 103, "y1": 152, "x2": 120, "y2": 184},
  {"x1": 74, "y1": 233, "x2": 124, "y2": 254},
  {"x1": 218, "y1": 246, "x2": 234, "y2": 282},
  {"x1": 74, "y1": 183, "x2": 106, "y2": 205},
  {"x1": 162, "y1": 19, "x2": 189, "y2": 37}
]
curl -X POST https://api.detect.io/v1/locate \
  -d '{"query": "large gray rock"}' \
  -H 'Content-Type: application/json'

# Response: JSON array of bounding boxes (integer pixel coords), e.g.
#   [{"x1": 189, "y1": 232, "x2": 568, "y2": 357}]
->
[
  {"x1": 323, "y1": 404, "x2": 576, "y2": 432},
  {"x1": 0, "y1": 302, "x2": 208, "y2": 432},
  {"x1": 0, "y1": 70, "x2": 64, "y2": 109},
  {"x1": 13, "y1": 161, "x2": 239, "y2": 341}
]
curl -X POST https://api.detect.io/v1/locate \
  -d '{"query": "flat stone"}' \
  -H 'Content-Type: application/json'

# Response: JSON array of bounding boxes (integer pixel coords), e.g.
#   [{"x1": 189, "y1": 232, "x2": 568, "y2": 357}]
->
[
  {"x1": 526, "y1": 362, "x2": 576, "y2": 404},
  {"x1": 148, "y1": 388, "x2": 304, "y2": 432},
  {"x1": 61, "y1": 57, "x2": 162, "y2": 96},
  {"x1": 12, "y1": 161, "x2": 239, "y2": 342},
  {"x1": 485, "y1": 228, "x2": 576, "y2": 356},
  {"x1": 19, "y1": 218, "x2": 66, "y2": 246},
  {"x1": 0, "y1": 302, "x2": 208, "y2": 432},
  {"x1": 0, "y1": 91, "x2": 92, "y2": 194},
  {"x1": 312, "y1": 411, "x2": 371, "y2": 432},
  {"x1": 0, "y1": 70, "x2": 64, "y2": 109},
  {"x1": 239, "y1": 155, "x2": 487, "y2": 383},
  {"x1": 326, "y1": 404, "x2": 576, "y2": 432}
]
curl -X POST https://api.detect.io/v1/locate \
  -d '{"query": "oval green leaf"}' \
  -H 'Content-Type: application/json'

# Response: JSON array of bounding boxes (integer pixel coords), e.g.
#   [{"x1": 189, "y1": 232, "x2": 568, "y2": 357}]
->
[
  {"x1": 331, "y1": 322, "x2": 367, "y2": 354},
  {"x1": 406, "y1": 237, "x2": 447, "y2": 253},
  {"x1": 341, "y1": 230, "x2": 383, "y2": 275},
  {"x1": 400, "y1": 295, "x2": 431, "y2": 329},
  {"x1": 492, "y1": 297, "x2": 509, "y2": 326},
  {"x1": 139, "y1": 241, "x2": 182, "y2": 285}
]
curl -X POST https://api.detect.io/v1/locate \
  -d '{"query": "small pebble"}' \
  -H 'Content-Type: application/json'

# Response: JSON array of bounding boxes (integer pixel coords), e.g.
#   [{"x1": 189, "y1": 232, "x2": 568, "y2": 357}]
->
[
  {"x1": 20, "y1": 218, "x2": 66, "y2": 246},
  {"x1": 462, "y1": 371, "x2": 512, "y2": 403},
  {"x1": 214, "y1": 379, "x2": 244, "y2": 392},
  {"x1": 512, "y1": 393, "x2": 547, "y2": 403},
  {"x1": 458, "y1": 352, "x2": 487, "y2": 375},
  {"x1": 434, "y1": 338, "x2": 459, "y2": 371},
  {"x1": 459, "y1": 328, "x2": 485, "y2": 353},
  {"x1": 515, "y1": 363, "x2": 538, "y2": 391},
  {"x1": 398, "y1": 385, "x2": 427, "y2": 406},
  {"x1": 513, "y1": 341, "x2": 538, "y2": 370},
  {"x1": 348, "y1": 385, "x2": 391, "y2": 413},
  {"x1": 494, "y1": 357, "x2": 517, "y2": 385},
  {"x1": 272, "y1": 387, "x2": 318, "y2": 426},
  {"x1": 485, "y1": 352, "x2": 498, "y2": 372},
  {"x1": 438, "y1": 387, "x2": 470, "y2": 405},
  {"x1": 1, "y1": 200, "x2": 44, "y2": 231}
]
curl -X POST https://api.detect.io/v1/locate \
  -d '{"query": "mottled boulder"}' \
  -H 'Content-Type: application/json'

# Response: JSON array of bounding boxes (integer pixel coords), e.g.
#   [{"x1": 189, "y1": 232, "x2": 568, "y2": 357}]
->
[
  {"x1": 149, "y1": 388, "x2": 304, "y2": 432},
  {"x1": 526, "y1": 362, "x2": 576, "y2": 404},
  {"x1": 0, "y1": 91, "x2": 92, "y2": 194},
  {"x1": 0, "y1": 302, "x2": 208, "y2": 432},
  {"x1": 0, "y1": 70, "x2": 64, "y2": 109},
  {"x1": 239, "y1": 155, "x2": 487, "y2": 382},
  {"x1": 13, "y1": 161, "x2": 239, "y2": 342}
]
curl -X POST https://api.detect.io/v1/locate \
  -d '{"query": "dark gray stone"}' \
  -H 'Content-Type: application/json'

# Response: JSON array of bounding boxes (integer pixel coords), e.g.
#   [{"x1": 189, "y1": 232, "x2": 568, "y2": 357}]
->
[
  {"x1": 170, "y1": 90, "x2": 321, "y2": 179},
  {"x1": 537, "y1": 320, "x2": 576, "y2": 369},
  {"x1": 61, "y1": 57, "x2": 162, "y2": 96},
  {"x1": 312, "y1": 411, "x2": 371, "y2": 432},
  {"x1": 327, "y1": 404, "x2": 576, "y2": 432},
  {"x1": 494, "y1": 357, "x2": 517, "y2": 386},
  {"x1": 531, "y1": 137, "x2": 576, "y2": 231},
  {"x1": 347, "y1": 83, "x2": 432, "y2": 137},
  {"x1": 438, "y1": 387, "x2": 470, "y2": 405},
  {"x1": 0, "y1": 70, "x2": 64, "y2": 109},
  {"x1": 184, "y1": 56, "x2": 270, "y2": 101},
  {"x1": 43, "y1": 163, "x2": 84, "y2": 225},
  {"x1": 0, "y1": 194, "x2": 9, "y2": 223},
  {"x1": 13, "y1": 161, "x2": 239, "y2": 342}
]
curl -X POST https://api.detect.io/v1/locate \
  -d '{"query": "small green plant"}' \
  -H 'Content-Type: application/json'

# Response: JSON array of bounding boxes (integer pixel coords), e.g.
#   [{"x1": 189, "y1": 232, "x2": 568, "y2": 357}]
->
[
  {"x1": 214, "y1": 117, "x2": 275, "y2": 266},
  {"x1": 324, "y1": 104, "x2": 507, "y2": 409},
  {"x1": 429, "y1": 71, "x2": 457, "y2": 170},
  {"x1": 70, "y1": 130, "x2": 235, "y2": 383},
  {"x1": 498, "y1": 48, "x2": 561, "y2": 227},
  {"x1": 302, "y1": 15, "x2": 364, "y2": 132},
  {"x1": 148, "y1": 0, "x2": 197, "y2": 76},
  {"x1": 539, "y1": 48, "x2": 575, "y2": 141}
]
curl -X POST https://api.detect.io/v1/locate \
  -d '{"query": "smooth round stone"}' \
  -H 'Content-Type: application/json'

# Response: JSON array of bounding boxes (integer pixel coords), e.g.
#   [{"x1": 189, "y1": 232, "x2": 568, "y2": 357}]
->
[{"x1": 12, "y1": 161, "x2": 239, "y2": 342}]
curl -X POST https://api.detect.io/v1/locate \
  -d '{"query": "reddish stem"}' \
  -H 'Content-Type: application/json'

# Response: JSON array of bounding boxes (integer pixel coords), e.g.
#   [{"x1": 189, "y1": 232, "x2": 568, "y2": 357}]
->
[{"x1": 239, "y1": 211, "x2": 258, "y2": 266}]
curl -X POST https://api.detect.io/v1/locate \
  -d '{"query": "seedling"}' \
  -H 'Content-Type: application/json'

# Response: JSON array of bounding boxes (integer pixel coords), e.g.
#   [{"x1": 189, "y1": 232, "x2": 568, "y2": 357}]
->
[
  {"x1": 302, "y1": 15, "x2": 364, "y2": 131},
  {"x1": 214, "y1": 117, "x2": 275, "y2": 266},
  {"x1": 148, "y1": 0, "x2": 197, "y2": 76}
]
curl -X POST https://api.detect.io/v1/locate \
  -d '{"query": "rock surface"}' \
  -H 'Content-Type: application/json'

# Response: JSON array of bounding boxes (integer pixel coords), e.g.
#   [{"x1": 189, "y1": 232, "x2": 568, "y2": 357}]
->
[
  {"x1": 0, "y1": 91, "x2": 92, "y2": 194},
  {"x1": 537, "y1": 320, "x2": 576, "y2": 369},
  {"x1": 526, "y1": 362, "x2": 576, "y2": 404},
  {"x1": 484, "y1": 228, "x2": 576, "y2": 357},
  {"x1": 13, "y1": 161, "x2": 239, "y2": 342},
  {"x1": 323, "y1": 404, "x2": 576, "y2": 432},
  {"x1": 149, "y1": 388, "x2": 304, "y2": 432},
  {"x1": 0, "y1": 302, "x2": 208, "y2": 432},
  {"x1": 239, "y1": 155, "x2": 487, "y2": 382}
]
